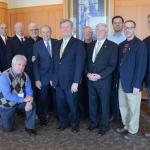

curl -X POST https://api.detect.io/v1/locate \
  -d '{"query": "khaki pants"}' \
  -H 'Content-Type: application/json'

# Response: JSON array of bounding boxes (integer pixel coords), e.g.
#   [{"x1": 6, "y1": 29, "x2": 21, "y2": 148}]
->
[{"x1": 119, "y1": 84, "x2": 141, "y2": 134}]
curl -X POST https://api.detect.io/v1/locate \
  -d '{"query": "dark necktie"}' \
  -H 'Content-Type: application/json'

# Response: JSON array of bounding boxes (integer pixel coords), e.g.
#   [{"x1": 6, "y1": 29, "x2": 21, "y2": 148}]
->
[
  {"x1": 21, "y1": 37, "x2": 24, "y2": 43},
  {"x1": 46, "y1": 41, "x2": 52, "y2": 57}
]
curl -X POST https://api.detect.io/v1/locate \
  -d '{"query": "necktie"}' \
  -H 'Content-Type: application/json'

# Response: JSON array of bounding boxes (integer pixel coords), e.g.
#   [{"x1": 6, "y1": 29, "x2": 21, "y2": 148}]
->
[
  {"x1": 46, "y1": 41, "x2": 52, "y2": 57},
  {"x1": 21, "y1": 37, "x2": 24, "y2": 43},
  {"x1": 60, "y1": 40, "x2": 67, "y2": 59},
  {"x1": 92, "y1": 41, "x2": 101, "y2": 62}
]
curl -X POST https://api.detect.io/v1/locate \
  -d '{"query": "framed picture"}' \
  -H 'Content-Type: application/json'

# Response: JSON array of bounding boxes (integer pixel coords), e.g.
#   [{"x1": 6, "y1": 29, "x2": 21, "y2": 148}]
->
[{"x1": 67, "y1": 0, "x2": 109, "y2": 39}]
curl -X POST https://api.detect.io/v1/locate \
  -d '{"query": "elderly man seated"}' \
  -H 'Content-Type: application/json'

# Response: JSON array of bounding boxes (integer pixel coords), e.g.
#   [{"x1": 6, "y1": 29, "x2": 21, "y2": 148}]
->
[{"x1": 0, "y1": 55, "x2": 36, "y2": 135}]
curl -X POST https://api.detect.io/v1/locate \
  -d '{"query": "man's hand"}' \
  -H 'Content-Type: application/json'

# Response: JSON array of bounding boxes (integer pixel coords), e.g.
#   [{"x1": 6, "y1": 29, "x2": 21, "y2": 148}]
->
[
  {"x1": 32, "y1": 56, "x2": 36, "y2": 62},
  {"x1": 133, "y1": 88, "x2": 140, "y2": 95},
  {"x1": 24, "y1": 96, "x2": 33, "y2": 103},
  {"x1": 87, "y1": 73, "x2": 101, "y2": 81},
  {"x1": 25, "y1": 101, "x2": 33, "y2": 111},
  {"x1": 35, "y1": 81, "x2": 42, "y2": 90},
  {"x1": 71, "y1": 83, "x2": 78, "y2": 93}
]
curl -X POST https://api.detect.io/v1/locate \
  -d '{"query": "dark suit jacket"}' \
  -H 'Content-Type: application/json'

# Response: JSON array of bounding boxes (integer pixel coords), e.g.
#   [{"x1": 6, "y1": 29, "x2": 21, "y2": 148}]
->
[
  {"x1": 119, "y1": 36, "x2": 147, "y2": 92},
  {"x1": 0, "y1": 36, "x2": 12, "y2": 71},
  {"x1": 33, "y1": 39, "x2": 56, "y2": 86},
  {"x1": 52, "y1": 36, "x2": 86, "y2": 89},
  {"x1": 143, "y1": 36, "x2": 150, "y2": 87},
  {"x1": 86, "y1": 39, "x2": 118, "y2": 87},
  {"x1": 24, "y1": 36, "x2": 42, "y2": 80},
  {"x1": 8, "y1": 35, "x2": 27, "y2": 57}
]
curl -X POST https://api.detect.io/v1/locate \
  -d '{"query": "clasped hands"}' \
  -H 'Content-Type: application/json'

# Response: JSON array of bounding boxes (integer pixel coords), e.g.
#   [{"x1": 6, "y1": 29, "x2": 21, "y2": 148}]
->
[
  {"x1": 87, "y1": 73, "x2": 101, "y2": 81},
  {"x1": 24, "y1": 96, "x2": 33, "y2": 112}
]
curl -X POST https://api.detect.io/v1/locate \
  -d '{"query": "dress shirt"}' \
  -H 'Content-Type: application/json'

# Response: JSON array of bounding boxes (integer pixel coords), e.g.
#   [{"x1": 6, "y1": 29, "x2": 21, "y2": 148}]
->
[
  {"x1": 108, "y1": 31, "x2": 126, "y2": 45},
  {"x1": 44, "y1": 40, "x2": 52, "y2": 57},
  {"x1": 16, "y1": 34, "x2": 25, "y2": 42},
  {"x1": 0, "y1": 35, "x2": 7, "y2": 44},
  {"x1": 0, "y1": 68, "x2": 33, "y2": 103}
]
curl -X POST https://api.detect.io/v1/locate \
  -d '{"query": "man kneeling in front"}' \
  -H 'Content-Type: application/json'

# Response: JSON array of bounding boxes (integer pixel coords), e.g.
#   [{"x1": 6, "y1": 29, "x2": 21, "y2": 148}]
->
[{"x1": 0, "y1": 55, "x2": 36, "y2": 135}]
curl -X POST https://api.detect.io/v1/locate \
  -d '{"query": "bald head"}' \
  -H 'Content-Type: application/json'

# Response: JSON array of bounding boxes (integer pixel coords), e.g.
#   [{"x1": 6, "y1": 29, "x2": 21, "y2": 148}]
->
[{"x1": 14, "y1": 22, "x2": 24, "y2": 36}]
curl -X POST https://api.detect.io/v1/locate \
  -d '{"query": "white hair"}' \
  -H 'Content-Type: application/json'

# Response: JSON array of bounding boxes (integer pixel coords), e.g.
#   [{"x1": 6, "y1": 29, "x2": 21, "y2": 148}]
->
[
  {"x1": 96, "y1": 23, "x2": 108, "y2": 32},
  {"x1": 14, "y1": 22, "x2": 24, "y2": 30},
  {"x1": 12, "y1": 55, "x2": 27, "y2": 64}
]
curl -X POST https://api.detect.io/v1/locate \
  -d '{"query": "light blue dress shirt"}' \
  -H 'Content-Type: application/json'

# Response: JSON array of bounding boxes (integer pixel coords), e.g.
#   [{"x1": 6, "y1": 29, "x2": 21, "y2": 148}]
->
[{"x1": 0, "y1": 69, "x2": 33, "y2": 103}]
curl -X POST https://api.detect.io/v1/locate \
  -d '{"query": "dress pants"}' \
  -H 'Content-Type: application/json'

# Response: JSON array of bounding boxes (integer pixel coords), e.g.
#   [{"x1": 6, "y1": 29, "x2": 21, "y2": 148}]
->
[
  {"x1": 56, "y1": 86, "x2": 79, "y2": 128},
  {"x1": 0, "y1": 102, "x2": 36, "y2": 132},
  {"x1": 88, "y1": 80, "x2": 110, "y2": 132},
  {"x1": 119, "y1": 83, "x2": 141, "y2": 134},
  {"x1": 37, "y1": 84, "x2": 52, "y2": 123}
]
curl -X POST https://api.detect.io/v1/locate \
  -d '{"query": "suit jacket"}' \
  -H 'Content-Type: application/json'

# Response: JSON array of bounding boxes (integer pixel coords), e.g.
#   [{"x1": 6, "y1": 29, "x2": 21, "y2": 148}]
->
[
  {"x1": 52, "y1": 36, "x2": 86, "y2": 89},
  {"x1": 8, "y1": 35, "x2": 27, "y2": 57},
  {"x1": 86, "y1": 39, "x2": 118, "y2": 87},
  {"x1": 24, "y1": 36, "x2": 42, "y2": 80},
  {"x1": 0, "y1": 36, "x2": 12, "y2": 71},
  {"x1": 143, "y1": 36, "x2": 150, "y2": 87},
  {"x1": 33, "y1": 39, "x2": 56, "y2": 86},
  {"x1": 119, "y1": 36, "x2": 147, "y2": 92}
]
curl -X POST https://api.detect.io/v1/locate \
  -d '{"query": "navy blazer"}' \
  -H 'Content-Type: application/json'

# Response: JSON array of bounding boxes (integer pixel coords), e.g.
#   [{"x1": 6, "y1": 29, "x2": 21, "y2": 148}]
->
[
  {"x1": 0, "y1": 36, "x2": 12, "y2": 71},
  {"x1": 52, "y1": 37, "x2": 86, "y2": 89},
  {"x1": 33, "y1": 39, "x2": 56, "y2": 86},
  {"x1": 119, "y1": 36, "x2": 147, "y2": 92},
  {"x1": 143, "y1": 36, "x2": 150, "y2": 87},
  {"x1": 86, "y1": 39, "x2": 118, "y2": 87}
]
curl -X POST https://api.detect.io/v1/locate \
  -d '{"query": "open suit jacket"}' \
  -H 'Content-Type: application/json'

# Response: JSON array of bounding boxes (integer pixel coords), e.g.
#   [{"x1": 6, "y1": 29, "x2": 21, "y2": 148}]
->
[
  {"x1": 118, "y1": 36, "x2": 147, "y2": 93},
  {"x1": 33, "y1": 39, "x2": 56, "y2": 86}
]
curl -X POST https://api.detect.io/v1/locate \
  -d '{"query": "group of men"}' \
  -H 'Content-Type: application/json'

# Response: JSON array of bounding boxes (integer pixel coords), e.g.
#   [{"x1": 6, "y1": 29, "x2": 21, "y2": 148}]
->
[{"x1": 0, "y1": 16, "x2": 149, "y2": 140}]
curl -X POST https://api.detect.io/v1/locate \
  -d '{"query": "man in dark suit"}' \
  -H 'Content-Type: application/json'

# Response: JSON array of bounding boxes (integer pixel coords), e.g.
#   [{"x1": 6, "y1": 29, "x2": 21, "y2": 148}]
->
[
  {"x1": 52, "y1": 19, "x2": 86, "y2": 132},
  {"x1": 116, "y1": 20, "x2": 147, "y2": 140},
  {"x1": 8, "y1": 22, "x2": 27, "y2": 57},
  {"x1": 86, "y1": 23, "x2": 118, "y2": 135},
  {"x1": 33, "y1": 25, "x2": 56, "y2": 126},
  {"x1": 0, "y1": 23, "x2": 12, "y2": 72},
  {"x1": 24, "y1": 23, "x2": 42, "y2": 114}
]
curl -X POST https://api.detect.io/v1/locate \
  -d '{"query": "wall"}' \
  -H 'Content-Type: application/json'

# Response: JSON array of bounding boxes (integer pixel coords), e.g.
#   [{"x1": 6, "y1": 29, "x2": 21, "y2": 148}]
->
[
  {"x1": 0, "y1": 1, "x2": 8, "y2": 24},
  {"x1": 7, "y1": 0, "x2": 63, "y2": 8},
  {"x1": 114, "y1": 0, "x2": 150, "y2": 40},
  {"x1": 8, "y1": 4, "x2": 64, "y2": 38}
]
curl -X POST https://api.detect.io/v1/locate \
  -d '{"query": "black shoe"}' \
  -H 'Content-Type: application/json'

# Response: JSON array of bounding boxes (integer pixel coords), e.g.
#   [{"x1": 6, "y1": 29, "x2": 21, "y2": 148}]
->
[
  {"x1": 40, "y1": 121, "x2": 47, "y2": 126},
  {"x1": 98, "y1": 129, "x2": 108, "y2": 136},
  {"x1": 71, "y1": 127, "x2": 79, "y2": 133},
  {"x1": 87, "y1": 126, "x2": 98, "y2": 131},
  {"x1": 25, "y1": 128, "x2": 37, "y2": 135},
  {"x1": 57, "y1": 126, "x2": 67, "y2": 131}
]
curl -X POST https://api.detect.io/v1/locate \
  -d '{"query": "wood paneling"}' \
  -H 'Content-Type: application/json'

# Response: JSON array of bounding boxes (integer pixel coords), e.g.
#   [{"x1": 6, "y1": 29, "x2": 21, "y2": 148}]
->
[
  {"x1": 0, "y1": 2, "x2": 8, "y2": 24},
  {"x1": 8, "y1": 4, "x2": 64, "y2": 39},
  {"x1": 114, "y1": 0, "x2": 150, "y2": 39}
]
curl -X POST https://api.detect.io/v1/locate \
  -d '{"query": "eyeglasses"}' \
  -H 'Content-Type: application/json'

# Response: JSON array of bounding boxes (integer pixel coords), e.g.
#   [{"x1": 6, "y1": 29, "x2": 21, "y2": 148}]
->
[
  {"x1": 124, "y1": 26, "x2": 135, "y2": 30},
  {"x1": 29, "y1": 29, "x2": 39, "y2": 32}
]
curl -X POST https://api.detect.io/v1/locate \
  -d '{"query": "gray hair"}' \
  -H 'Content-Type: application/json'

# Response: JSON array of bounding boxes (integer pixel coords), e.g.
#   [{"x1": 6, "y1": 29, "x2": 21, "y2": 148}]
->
[
  {"x1": 96, "y1": 23, "x2": 108, "y2": 32},
  {"x1": 60, "y1": 19, "x2": 73, "y2": 27},
  {"x1": 28, "y1": 22, "x2": 39, "y2": 30},
  {"x1": 12, "y1": 55, "x2": 27, "y2": 64}
]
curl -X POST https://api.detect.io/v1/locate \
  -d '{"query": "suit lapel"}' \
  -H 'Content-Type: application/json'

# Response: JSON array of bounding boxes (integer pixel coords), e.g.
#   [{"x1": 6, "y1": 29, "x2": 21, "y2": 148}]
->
[
  {"x1": 60, "y1": 37, "x2": 74, "y2": 59},
  {"x1": 0, "y1": 36, "x2": 6, "y2": 46},
  {"x1": 41, "y1": 40, "x2": 51, "y2": 57},
  {"x1": 94, "y1": 39, "x2": 108, "y2": 61}
]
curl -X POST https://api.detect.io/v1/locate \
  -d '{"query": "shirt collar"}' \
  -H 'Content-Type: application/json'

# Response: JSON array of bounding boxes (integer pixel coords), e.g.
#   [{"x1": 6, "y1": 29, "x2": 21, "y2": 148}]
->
[{"x1": 16, "y1": 34, "x2": 24, "y2": 40}]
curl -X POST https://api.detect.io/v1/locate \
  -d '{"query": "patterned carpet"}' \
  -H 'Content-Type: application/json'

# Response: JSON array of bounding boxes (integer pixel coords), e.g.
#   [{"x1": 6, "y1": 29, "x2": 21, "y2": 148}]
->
[{"x1": 0, "y1": 101, "x2": 150, "y2": 150}]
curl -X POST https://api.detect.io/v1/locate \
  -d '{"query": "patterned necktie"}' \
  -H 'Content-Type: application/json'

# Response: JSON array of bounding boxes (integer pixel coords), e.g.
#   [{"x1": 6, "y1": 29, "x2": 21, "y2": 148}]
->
[
  {"x1": 60, "y1": 40, "x2": 67, "y2": 59},
  {"x1": 92, "y1": 41, "x2": 101, "y2": 62},
  {"x1": 46, "y1": 41, "x2": 52, "y2": 57}
]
